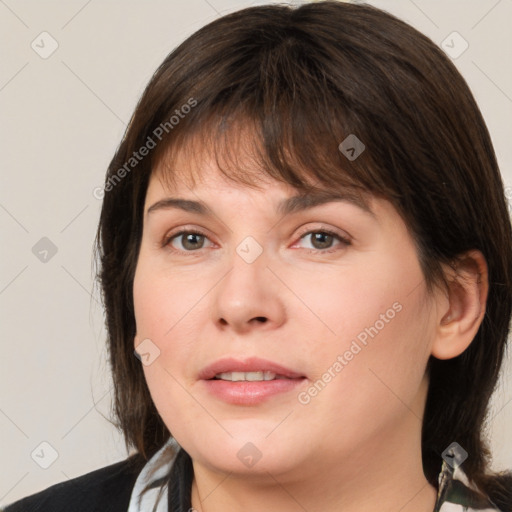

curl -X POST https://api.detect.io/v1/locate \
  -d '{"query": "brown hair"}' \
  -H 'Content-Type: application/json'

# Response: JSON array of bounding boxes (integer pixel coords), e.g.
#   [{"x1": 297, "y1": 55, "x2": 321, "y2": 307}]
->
[{"x1": 94, "y1": 1, "x2": 512, "y2": 505}]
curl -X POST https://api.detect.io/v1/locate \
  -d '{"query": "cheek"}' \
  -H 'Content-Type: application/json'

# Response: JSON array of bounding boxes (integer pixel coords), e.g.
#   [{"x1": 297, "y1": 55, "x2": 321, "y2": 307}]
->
[
  {"x1": 141, "y1": 362, "x2": 198, "y2": 445},
  {"x1": 133, "y1": 257, "x2": 200, "y2": 343},
  {"x1": 294, "y1": 298, "x2": 432, "y2": 459},
  {"x1": 133, "y1": 260, "x2": 207, "y2": 401},
  {"x1": 289, "y1": 253, "x2": 425, "y2": 356},
  {"x1": 294, "y1": 252, "x2": 432, "y2": 410},
  {"x1": 318, "y1": 290, "x2": 432, "y2": 423}
]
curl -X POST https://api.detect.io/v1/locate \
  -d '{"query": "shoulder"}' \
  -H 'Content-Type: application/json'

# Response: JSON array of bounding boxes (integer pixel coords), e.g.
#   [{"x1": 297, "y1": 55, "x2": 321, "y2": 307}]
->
[{"x1": 2, "y1": 454, "x2": 146, "y2": 512}]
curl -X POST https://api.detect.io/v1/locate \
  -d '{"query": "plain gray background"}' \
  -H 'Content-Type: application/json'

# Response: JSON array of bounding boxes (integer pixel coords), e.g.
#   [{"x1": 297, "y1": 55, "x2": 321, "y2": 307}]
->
[{"x1": 1, "y1": 0, "x2": 511, "y2": 506}]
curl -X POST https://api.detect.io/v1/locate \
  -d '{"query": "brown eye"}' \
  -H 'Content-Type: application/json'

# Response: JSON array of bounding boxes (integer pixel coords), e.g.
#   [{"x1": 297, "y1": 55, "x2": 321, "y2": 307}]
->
[
  {"x1": 298, "y1": 230, "x2": 350, "y2": 252},
  {"x1": 164, "y1": 230, "x2": 211, "y2": 252},
  {"x1": 309, "y1": 232, "x2": 335, "y2": 250}
]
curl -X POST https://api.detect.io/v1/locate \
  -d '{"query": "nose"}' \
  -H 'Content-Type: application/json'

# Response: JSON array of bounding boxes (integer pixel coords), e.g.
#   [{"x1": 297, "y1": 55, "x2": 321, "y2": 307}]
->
[{"x1": 212, "y1": 249, "x2": 286, "y2": 334}]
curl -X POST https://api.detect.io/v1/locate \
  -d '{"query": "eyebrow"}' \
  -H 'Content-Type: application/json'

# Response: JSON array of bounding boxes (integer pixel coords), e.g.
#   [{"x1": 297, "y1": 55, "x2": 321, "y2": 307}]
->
[{"x1": 146, "y1": 191, "x2": 375, "y2": 219}]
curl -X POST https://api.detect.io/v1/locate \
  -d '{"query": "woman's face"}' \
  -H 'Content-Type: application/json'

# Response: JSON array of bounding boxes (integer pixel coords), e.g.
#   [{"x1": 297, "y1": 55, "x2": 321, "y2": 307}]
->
[{"x1": 133, "y1": 147, "x2": 442, "y2": 482}]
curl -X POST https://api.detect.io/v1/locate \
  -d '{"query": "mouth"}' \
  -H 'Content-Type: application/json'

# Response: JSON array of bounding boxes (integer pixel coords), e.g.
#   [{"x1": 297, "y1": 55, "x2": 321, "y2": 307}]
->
[
  {"x1": 199, "y1": 357, "x2": 307, "y2": 405},
  {"x1": 211, "y1": 371, "x2": 296, "y2": 381},
  {"x1": 199, "y1": 356, "x2": 305, "y2": 380}
]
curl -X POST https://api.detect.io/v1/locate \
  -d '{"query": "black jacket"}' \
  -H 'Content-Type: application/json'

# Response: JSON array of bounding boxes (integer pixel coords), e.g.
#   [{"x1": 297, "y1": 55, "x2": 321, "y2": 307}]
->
[{"x1": 3, "y1": 454, "x2": 146, "y2": 512}]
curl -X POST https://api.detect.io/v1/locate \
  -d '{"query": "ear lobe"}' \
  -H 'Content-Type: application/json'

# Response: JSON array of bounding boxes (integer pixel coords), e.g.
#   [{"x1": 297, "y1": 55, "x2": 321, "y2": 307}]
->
[{"x1": 431, "y1": 250, "x2": 488, "y2": 360}]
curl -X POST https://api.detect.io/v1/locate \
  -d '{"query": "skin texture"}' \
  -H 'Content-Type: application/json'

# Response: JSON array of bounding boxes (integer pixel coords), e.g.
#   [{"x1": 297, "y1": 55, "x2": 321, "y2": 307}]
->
[{"x1": 132, "y1": 146, "x2": 488, "y2": 512}]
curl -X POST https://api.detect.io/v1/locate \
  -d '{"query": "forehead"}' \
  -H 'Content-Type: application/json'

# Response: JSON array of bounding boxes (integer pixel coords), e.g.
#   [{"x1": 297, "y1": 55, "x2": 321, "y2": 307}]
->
[{"x1": 145, "y1": 157, "x2": 378, "y2": 226}]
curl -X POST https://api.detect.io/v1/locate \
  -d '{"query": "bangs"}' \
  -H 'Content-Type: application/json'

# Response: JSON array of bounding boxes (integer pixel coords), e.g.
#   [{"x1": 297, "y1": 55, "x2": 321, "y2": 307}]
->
[{"x1": 150, "y1": 99, "x2": 393, "y2": 215}]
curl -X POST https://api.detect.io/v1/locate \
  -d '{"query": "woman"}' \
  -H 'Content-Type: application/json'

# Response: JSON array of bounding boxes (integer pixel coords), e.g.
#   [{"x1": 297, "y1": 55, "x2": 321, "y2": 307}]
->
[{"x1": 5, "y1": 1, "x2": 511, "y2": 511}]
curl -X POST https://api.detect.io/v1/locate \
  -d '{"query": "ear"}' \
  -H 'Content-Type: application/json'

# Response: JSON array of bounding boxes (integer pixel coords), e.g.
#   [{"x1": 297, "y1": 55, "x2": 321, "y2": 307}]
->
[{"x1": 431, "y1": 250, "x2": 488, "y2": 360}]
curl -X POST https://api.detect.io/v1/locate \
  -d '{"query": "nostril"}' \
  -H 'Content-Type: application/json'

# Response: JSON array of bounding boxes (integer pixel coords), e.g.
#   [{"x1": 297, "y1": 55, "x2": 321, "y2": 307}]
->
[{"x1": 218, "y1": 317, "x2": 267, "y2": 326}]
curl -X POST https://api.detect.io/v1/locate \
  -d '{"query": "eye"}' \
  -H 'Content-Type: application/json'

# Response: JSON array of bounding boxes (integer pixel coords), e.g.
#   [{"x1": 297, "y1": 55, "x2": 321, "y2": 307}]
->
[
  {"x1": 162, "y1": 227, "x2": 350, "y2": 254},
  {"x1": 163, "y1": 230, "x2": 213, "y2": 252},
  {"x1": 295, "y1": 229, "x2": 351, "y2": 253}
]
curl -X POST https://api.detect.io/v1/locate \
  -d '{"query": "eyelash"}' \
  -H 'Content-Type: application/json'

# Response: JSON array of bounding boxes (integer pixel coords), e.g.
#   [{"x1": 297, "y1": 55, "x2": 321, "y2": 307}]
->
[{"x1": 161, "y1": 227, "x2": 351, "y2": 255}]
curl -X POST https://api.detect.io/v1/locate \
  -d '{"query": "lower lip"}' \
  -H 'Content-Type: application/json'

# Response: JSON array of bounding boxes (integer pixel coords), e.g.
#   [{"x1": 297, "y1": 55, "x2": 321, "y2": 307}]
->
[{"x1": 202, "y1": 378, "x2": 306, "y2": 405}]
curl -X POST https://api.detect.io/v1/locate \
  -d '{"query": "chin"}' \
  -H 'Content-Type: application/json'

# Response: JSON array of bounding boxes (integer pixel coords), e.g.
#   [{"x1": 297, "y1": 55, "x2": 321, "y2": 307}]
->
[{"x1": 182, "y1": 434, "x2": 304, "y2": 478}]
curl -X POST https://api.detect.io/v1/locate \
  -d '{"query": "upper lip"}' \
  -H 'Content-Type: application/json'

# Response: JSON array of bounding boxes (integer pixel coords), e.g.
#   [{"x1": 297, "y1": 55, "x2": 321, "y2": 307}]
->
[{"x1": 199, "y1": 357, "x2": 305, "y2": 380}]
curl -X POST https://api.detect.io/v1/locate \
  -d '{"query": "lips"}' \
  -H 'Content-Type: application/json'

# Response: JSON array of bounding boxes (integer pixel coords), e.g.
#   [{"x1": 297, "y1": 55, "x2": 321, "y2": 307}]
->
[
  {"x1": 198, "y1": 357, "x2": 305, "y2": 381},
  {"x1": 199, "y1": 357, "x2": 306, "y2": 405}
]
